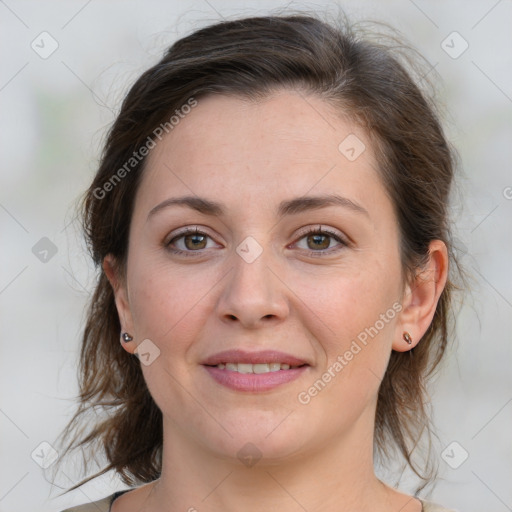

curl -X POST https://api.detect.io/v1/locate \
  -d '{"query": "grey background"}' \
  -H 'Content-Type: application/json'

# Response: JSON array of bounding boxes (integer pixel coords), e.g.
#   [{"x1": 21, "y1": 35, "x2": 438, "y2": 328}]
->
[{"x1": 0, "y1": 1, "x2": 511, "y2": 511}]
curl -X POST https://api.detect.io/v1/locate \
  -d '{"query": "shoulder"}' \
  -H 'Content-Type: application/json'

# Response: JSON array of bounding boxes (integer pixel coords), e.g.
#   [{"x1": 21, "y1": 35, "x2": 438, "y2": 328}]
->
[
  {"x1": 59, "y1": 493, "x2": 458, "y2": 512},
  {"x1": 420, "y1": 498, "x2": 459, "y2": 512},
  {"x1": 58, "y1": 493, "x2": 116, "y2": 512}
]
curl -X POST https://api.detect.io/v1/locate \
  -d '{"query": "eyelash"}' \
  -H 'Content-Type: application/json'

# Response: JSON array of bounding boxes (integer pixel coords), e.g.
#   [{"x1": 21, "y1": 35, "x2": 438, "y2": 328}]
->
[
  {"x1": 165, "y1": 227, "x2": 214, "y2": 256},
  {"x1": 165, "y1": 225, "x2": 348, "y2": 257},
  {"x1": 293, "y1": 226, "x2": 348, "y2": 255}
]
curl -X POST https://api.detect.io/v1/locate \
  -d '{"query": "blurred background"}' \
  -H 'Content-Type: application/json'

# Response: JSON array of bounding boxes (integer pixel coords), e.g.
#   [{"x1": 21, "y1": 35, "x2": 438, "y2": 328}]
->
[{"x1": 0, "y1": 1, "x2": 511, "y2": 511}]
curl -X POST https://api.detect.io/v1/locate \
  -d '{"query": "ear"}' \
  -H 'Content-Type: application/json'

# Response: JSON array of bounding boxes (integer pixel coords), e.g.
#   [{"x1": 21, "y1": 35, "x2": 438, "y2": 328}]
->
[
  {"x1": 392, "y1": 240, "x2": 449, "y2": 352},
  {"x1": 103, "y1": 254, "x2": 137, "y2": 355}
]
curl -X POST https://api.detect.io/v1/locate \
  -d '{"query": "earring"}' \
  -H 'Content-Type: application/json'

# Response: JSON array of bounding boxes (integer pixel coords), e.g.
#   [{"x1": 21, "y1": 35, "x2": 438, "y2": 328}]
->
[
  {"x1": 403, "y1": 331, "x2": 413, "y2": 345},
  {"x1": 121, "y1": 332, "x2": 133, "y2": 342}
]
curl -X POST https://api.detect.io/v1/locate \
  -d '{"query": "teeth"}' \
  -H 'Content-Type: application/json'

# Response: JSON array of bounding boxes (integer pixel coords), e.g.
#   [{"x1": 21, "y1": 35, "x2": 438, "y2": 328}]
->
[
  {"x1": 253, "y1": 363, "x2": 271, "y2": 374},
  {"x1": 214, "y1": 362, "x2": 300, "y2": 373},
  {"x1": 237, "y1": 363, "x2": 253, "y2": 374}
]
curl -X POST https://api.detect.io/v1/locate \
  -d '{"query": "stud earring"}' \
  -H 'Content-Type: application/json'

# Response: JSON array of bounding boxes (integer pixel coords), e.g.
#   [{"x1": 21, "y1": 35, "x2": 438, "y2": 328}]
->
[
  {"x1": 403, "y1": 331, "x2": 413, "y2": 345},
  {"x1": 121, "y1": 332, "x2": 133, "y2": 342}
]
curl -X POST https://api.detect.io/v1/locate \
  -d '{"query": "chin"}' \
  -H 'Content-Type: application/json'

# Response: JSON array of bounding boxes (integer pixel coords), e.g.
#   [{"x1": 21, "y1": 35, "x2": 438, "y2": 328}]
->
[{"x1": 195, "y1": 410, "x2": 315, "y2": 465}]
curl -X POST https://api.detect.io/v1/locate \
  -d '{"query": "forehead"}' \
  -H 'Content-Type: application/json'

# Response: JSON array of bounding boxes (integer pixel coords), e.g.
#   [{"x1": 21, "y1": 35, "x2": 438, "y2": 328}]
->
[{"x1": 136, "y1": 91, "x2": 387, "y2": 217}]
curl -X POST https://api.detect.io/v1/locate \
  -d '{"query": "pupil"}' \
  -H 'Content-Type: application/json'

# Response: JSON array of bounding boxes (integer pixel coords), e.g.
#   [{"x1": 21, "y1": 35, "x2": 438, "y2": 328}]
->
[
  {"x1": 308, "y1": 234, "x2": 329, "y2": 250},
  {"x1": 185, "y1": 234, "x2": 206, "y2": 250}
]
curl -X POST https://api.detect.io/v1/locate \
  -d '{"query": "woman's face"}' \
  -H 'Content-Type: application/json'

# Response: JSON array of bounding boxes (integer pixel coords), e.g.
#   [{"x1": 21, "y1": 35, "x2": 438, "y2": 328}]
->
[{"x1": 115, "y1": 91, "x2": 409, "y2": 463}]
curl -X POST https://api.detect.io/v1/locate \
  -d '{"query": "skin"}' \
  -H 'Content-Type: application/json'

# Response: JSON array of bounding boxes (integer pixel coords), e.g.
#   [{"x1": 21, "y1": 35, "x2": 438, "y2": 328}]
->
[{"x1": 104, "y1": 90, "x2": 448, "y2": 512}]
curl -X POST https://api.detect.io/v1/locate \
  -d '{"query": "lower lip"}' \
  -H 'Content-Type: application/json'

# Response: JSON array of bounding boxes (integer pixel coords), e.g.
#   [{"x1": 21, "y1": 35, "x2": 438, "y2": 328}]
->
[{"x1": 203, "y1": 365, "x2": 308, "y2": 392}]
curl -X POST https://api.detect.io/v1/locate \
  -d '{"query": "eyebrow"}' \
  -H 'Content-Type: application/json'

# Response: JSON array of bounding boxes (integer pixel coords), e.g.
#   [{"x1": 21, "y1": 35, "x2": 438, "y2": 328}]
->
[
  {"x1": 277, "y1": 194, "x2": 369, "y2": 218},
  {"x1": 148, "y1": 196, "x2": 223, "y2": 219},
  {"x1": 147, "y1": 193, "x2": 369, "y2": 220}
]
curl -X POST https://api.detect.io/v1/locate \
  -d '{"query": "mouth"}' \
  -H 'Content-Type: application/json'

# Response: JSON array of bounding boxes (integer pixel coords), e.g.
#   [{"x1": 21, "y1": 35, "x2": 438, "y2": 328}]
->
[
  {"x1": 201, "y1": 349, "x2": 310, "y2": 392},
  {"x1": 208, "y1": 362, "x2": 305, "y2": 373},
  {"x1": 202, "y1": 349, "x2": 309, "y2": 369}
]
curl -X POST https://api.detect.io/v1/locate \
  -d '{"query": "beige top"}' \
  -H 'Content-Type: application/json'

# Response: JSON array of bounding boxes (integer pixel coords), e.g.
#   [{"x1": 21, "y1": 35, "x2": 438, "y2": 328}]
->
[{"x1": 60, "y1": 491, "x2": 458, "y2": 512}]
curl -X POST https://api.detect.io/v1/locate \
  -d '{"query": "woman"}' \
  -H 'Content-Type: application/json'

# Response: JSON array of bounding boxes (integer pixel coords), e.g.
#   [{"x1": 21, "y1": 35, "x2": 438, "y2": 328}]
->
[{"x1": 56, "y1": 13, "x2": 462, "y2": 512}]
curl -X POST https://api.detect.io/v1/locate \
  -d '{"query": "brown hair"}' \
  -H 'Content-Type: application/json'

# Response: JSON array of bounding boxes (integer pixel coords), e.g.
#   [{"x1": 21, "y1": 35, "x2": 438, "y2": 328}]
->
[{"x1": 55, "y1": 13, "x2": 462, "y2": 493}]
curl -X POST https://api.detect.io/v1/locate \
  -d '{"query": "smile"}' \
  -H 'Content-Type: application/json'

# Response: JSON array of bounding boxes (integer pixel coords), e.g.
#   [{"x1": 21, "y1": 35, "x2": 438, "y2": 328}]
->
[
  {"x1": 211, "y1": 362, "x2": 303, "y2": 373},
  {"x1": 201, "y1": 349, "x2": 310, "y2": 391}
]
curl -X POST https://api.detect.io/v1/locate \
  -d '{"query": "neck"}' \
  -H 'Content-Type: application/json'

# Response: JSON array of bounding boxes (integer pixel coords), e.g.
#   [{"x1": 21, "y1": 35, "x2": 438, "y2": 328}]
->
[{"x1": 148, "y1": 409, "x2": 396, "y2": 512}]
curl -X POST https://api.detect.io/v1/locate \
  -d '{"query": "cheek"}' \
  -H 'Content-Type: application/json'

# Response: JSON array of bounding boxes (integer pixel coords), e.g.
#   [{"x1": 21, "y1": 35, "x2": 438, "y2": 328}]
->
[
  {"x1": 126, "y1": 257, "x2": 220, "y2": 411},
  {"x1": 293, "y1": 271, "x2": 399, "y2": 418},
  {"x1": 127, "y1": 255, "x2": 220, "y2": 349},
  {"x1": 294, "y1": 256, "x2": 401, "y2": 364}
]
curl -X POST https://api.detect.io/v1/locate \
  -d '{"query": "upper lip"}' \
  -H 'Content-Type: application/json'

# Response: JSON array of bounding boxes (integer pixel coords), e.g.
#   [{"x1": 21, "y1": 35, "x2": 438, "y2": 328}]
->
[{"x1": 202, "y1": 349, "x2": 309, "y2": 366}]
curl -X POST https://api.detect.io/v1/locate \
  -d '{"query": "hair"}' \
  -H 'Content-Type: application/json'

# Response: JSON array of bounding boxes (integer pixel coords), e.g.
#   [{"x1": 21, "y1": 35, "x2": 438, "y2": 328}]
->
[{"x1": 55, "y1": 13, "x2": 463, "y2": 494}]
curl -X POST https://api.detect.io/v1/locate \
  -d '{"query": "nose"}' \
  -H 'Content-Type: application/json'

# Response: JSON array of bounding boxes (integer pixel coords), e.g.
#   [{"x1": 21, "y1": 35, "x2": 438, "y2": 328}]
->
[{"x1": 216, "y1": 247, "x2": 290, "y2": 329}]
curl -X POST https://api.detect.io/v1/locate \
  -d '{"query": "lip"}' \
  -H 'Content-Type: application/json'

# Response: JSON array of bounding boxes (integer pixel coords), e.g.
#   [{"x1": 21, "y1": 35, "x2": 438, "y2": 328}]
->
[
  {"x1": 201, "y1": 349, "x2": 308, "y2": 367},
  {"x1": 201, "y1": 349, "x2": 310, "y2": 392},
  {"x1": 203, "y1": 365, "x2": 308, "y2": 392}
]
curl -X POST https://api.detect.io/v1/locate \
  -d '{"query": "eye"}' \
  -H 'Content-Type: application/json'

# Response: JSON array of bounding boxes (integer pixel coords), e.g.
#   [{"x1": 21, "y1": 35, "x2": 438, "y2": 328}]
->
[
  {"x1": 166, "y1": 228, "x2": 219, "y2": 254},
  {"x1": 293, "y1": 226, "x2": 347, "y2": 253}
]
